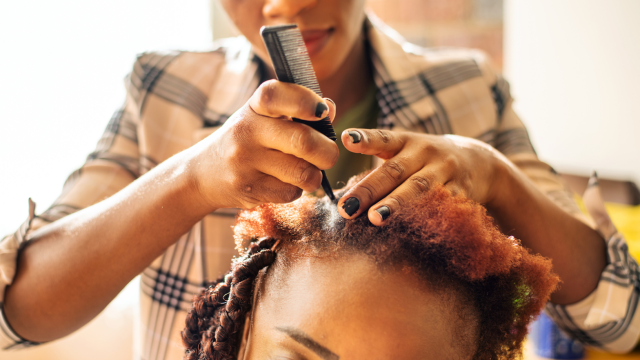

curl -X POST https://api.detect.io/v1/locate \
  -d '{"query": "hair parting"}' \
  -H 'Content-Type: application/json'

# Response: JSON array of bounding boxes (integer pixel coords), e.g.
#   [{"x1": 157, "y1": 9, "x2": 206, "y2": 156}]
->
[{"x1": 183, "y1": 177, "x2": 559, "y2": 360}]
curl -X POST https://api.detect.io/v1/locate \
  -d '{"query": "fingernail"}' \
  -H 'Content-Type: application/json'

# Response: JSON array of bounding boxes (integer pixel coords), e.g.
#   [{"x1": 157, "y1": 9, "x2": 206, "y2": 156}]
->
[
  {"x1": 348, "y1": 130, "x2": 361, "y2": 144},
  {"x1": 375, "y1": 206, "x2": 390, "y2": 221},
  {"x1": 315, "y1": 102, "x2": 328, "y2": 118},
  {"x1": 325, "y1": 98, "x2": 335, "y2": 107},
  {"x1": 342, "y1": 197, "x2": 360, "y2": 217}
]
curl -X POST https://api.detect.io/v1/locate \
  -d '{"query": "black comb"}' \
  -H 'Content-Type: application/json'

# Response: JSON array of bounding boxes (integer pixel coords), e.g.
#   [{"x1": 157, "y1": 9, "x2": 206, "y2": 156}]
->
[{"x1": 260, "y1": 24, "x2": 336, "y2": 200}]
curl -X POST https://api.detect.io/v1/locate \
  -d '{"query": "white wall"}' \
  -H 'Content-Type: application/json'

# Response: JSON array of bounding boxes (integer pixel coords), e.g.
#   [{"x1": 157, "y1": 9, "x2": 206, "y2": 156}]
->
[
  {"x1": 0, "y1": 1, "x2": 211, "y2": 359},
  {"x1": 504, "y1": 0, "x2": 640, "y2": 184},
  {"x1": 0, "y1": 0, "x2": 212, "y2": 236}
]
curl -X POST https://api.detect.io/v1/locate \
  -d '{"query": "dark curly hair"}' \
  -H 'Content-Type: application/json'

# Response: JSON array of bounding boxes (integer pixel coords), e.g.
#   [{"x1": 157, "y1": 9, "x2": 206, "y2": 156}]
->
[{"x1": 182, "y1": 176, "x2": 559, "y2": 360}]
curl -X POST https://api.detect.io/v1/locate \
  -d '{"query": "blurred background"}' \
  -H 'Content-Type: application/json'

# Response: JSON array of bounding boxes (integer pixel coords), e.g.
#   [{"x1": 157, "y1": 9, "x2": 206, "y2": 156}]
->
[{"x1": 1, "y1": 0, "x2": 638, "y2": 359}]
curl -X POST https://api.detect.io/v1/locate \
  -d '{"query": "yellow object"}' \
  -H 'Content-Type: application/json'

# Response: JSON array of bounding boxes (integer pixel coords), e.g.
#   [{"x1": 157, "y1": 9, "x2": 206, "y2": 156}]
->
[
  {"x1": 574, "y1": 194, "x2": 640, "y2": 260},
  {"x1": 585, "y1": 349, "x2": 640, "y2": 359}
]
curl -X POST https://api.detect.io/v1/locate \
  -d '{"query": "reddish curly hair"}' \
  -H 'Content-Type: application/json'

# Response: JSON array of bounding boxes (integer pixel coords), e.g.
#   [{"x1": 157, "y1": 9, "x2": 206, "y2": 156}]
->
[{"x1": 182, "y1": 176, "x2": 559, "y2": 360}]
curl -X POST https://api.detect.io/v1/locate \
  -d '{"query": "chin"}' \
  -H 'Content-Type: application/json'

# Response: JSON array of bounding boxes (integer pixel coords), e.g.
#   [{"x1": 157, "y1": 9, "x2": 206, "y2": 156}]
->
[
  {"x1": 311, "y1": 61, "x2": 340, "y2": 82},
  {"x1": 310, "y1": 44, "x2": 348, "y2": 82}
]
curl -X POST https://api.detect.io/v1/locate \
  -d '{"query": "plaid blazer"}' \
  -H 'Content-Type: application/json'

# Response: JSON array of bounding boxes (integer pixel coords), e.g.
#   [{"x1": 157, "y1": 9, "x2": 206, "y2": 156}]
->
[{"x1": 2, "y1": 15, "x2": 638, "y2": 358}]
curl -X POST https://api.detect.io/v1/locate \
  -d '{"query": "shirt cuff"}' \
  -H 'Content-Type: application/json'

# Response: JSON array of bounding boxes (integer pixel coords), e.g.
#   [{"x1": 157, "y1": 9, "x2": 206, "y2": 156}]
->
[
  {"x1": 0, "y1": 199, "x2": 36, "y2": 302},
  {"x1": 545, "y1": 173, "x2": 640, "y2": 353},
  {"x1": 0, "y1": 198, "x2": 40, "y2": 350},
  {"x1": 0, "y1": 302, "x2": 39, "y2": 350}
]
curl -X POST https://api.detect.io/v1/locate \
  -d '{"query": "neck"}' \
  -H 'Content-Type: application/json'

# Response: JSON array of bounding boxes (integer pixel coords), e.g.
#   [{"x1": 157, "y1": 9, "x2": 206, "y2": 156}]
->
[{"x1": 318, "y1": 31, "x2": 372, "y2": 120}]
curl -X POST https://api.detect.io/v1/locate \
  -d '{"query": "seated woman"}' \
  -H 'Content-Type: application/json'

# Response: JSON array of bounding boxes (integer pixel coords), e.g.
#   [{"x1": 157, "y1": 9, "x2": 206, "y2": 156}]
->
[{"x1": 182, "y1": 175, "x2": 559, "y2": 360}]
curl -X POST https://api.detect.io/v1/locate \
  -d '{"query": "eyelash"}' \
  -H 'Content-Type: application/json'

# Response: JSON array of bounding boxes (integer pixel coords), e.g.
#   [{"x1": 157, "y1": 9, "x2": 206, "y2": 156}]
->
[{"x1": 270, "y1": 351, "x2": 307, "y2": 360}]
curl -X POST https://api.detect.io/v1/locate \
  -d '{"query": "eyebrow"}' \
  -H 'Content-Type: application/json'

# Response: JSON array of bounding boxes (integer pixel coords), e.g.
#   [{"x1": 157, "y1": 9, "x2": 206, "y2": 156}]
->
[{"x1": 275, "y1": 326, "x2": 340, "y2": 360}]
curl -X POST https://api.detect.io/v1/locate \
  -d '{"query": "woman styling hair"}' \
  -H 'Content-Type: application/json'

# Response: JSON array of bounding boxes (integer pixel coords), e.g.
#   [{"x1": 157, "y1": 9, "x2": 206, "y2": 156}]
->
[
  {"x1": 182, "y1": 176, "x2": 559, "y2": 360},
  {"x1": 2, "y1": 0, "x2": 633, "y2": 357}
]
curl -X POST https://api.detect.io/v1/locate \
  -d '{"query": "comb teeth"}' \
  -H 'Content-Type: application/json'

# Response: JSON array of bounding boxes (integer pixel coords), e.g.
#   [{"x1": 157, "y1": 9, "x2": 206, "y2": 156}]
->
[
  {"x1": 275, "y1": 29, "x2": 322, "y2": 96},
  {"x1": 261, "y1": 24, "x2": 337, "y2": 200},
  {"x1": 292, "y1": 118, "x2": 336, "y2": 141},
  {"x1": 261, "y1": 24, "x2": 336, "y2": 141}
]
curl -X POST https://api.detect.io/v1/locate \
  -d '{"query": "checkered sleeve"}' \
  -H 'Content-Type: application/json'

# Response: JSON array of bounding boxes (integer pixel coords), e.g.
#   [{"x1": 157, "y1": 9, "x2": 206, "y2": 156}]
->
[
  {"x1": 472, "y1": 51, "x2": 592, "y2": 225},
  {"x1": 474, "y1": 53, "x2": 640, "y2": 352},
  {"x1": 545, "y1": 174, "x2": 640, "y2": 353},
  {"x1": 0, "y1": 53, "x2": 163, "y2": 350}
]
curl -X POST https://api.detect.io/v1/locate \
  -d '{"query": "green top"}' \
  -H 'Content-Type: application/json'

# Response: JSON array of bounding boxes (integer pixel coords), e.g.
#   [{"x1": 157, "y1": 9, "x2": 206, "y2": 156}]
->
[{"x1": 324, "y1": 85, "x2": 379, "y2": 188}]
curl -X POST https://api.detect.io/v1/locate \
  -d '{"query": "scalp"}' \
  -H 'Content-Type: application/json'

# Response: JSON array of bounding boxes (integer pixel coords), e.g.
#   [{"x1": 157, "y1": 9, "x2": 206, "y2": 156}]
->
[
  {"x1": 233, "y1": 173, "x2": 559, "y2": 360},
  {"x1": 183, "y1": 173, "x2": 558, "y2": 360}
]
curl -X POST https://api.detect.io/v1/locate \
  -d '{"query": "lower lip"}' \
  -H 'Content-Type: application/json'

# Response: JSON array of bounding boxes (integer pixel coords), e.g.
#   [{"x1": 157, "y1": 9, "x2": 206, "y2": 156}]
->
[{"x1": 303, "y1": 30, "x2": 333, "y2": 57}]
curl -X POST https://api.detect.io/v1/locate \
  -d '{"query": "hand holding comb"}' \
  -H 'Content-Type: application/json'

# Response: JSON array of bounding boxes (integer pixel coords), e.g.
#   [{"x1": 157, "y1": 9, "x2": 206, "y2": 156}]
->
[{"x1": 260, "y1": 24, "x2": 337, "y2": 200}]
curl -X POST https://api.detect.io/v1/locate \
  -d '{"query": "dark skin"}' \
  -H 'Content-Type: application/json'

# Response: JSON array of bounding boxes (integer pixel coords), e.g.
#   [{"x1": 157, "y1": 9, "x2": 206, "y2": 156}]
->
[
  {"x1": 237, "y1": 254, "x2": 476, "y2": 360},
  {"x1": 224, "y1": 0, "x2": 372, "y2": 113},
  {"x1": 4, "y1": 0, "x2": 605, "y2": 342},
  {"x1": 219, "y1": 0, "x2": 606, "y2": 303}
]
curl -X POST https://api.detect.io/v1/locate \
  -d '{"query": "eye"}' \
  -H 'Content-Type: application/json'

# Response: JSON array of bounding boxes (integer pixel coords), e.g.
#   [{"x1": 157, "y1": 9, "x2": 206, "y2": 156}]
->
[{"x1": 269, "y1": 352, "x2": 304, "y2": 360}]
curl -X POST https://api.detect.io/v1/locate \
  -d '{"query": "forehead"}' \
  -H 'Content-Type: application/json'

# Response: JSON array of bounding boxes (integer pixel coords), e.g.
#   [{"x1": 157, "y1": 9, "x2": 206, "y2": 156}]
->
[{"x1": 247, "y1": 254, "x2": 467, "y2": 360}]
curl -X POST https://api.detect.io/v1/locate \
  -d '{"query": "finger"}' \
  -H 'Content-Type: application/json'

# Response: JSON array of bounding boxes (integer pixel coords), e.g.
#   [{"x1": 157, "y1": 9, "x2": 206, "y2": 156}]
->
[
  {"x1": 324, "y1": 98, "x2": 337, "y2": 123},
  {"x1": 254, "y1": 116, "x2": 339, "y2": 170},
  {"x1": 337, "y1": 153, "x2": 427, "y2": 219},
  {"x1": 249, "y1": 80, "x2": 329, "y2": 121},
  {"x1": 341, "y1": 129, "x2": 406, "y2": 160},
  {"x1": 367, "y1": 170, "x2": 447, "y2": 226},
  {"x1": 253, "y1": 149, "x2": 323, "y2": 193},
  {"x1": 238, "y1": 173, "x2": 305, "y2": 208},
  {"x1": 444, "y1": 181, "x2": 466, "y2": 198}
]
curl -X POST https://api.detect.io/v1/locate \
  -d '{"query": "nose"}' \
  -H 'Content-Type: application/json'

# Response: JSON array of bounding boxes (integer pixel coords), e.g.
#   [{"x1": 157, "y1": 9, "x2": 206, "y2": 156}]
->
[{"x1": 263, "y1": 0, "x2": 317, "y2": 21}]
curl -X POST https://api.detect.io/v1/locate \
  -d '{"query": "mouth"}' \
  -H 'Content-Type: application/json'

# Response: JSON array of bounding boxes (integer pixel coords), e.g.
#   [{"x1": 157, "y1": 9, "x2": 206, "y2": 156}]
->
[{"x1": 301, "y1": 28, "x2": 334, "y2": 57}]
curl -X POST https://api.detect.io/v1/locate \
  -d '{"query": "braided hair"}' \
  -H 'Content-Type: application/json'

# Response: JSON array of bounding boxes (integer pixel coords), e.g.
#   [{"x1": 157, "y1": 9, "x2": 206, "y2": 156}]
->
[
  {"x1": 183, "y1": 174, "x2": 559, "y2": 360},
  {"x1": 182, "y1": 237, "x2": 277, "y2": 360}
]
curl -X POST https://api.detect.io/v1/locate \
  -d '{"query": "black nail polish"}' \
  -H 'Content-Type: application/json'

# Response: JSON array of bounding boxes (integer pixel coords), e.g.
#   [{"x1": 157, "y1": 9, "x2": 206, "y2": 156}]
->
[
  {"x1": 375, "y1": 206, "x2": 390, "y2": 221},
  {"x1": 342, "y1": 197, "x2": 360, "y2": 216},
  {"x1": 348, "y1": 130, "x2": 361, "y2": 143},
  {"x1": 315, "y1": 102, "x2": 328, "y2": 118}
]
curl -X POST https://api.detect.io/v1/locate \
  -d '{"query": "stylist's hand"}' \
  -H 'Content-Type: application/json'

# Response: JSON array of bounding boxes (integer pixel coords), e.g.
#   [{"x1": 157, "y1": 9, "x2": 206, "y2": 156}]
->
[
  {"x1": 337, "y1": 129, "x2": 509, "y2": 225},
  {"x1": 190, "y1": 80, "x2": 338, "y2": 209}
]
